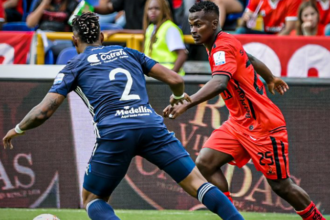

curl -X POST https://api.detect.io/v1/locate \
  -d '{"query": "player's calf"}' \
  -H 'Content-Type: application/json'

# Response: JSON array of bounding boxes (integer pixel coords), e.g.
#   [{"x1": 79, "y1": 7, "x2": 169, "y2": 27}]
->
[
  {"x1": 267, "y1": 179, "x2": 325, "y2": 220},
  {"x1": 86, "y1": 199, "x2": 120, "y2": 220},
  {"x1": 165, "y1": 158, "x2": 244, "y2": 220},
  {"x1": 83, "y1": 188, "x2": 119, "y2": 220},
  {"x1": 296, "y1": 201, "x2": 326, "y2": 220}
]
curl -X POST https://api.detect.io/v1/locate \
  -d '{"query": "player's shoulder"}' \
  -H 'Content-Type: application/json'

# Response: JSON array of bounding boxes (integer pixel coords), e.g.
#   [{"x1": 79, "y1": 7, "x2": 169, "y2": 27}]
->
[
  {"x1": 213, "y1": 32, "x2": 240, "y2": 51},
  {"x1": 63, "y1": 53, "x2": 85, "y2": 71},
  {"x1": 284, "y1": 0, "x2": 298, "y2": 8}
]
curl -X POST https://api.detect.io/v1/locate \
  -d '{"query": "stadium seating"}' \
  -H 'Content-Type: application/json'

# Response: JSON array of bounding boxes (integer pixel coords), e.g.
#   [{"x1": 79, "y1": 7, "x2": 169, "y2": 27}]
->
[
  {"x1": 56, "y1": 47, "x2": 77, "y2": 64},
  {"x1": 45, "y1": 50, "x2": 55, "y2": 65},
  {"x1": 2, "y1": 0, "x2": 38, "y2": 31},
  {"x1": 100, "y1": 23, "x2": 123, "y2": 31},
  {"x1": 2, "y1": 22, "x2": 35, "y2": 31}
]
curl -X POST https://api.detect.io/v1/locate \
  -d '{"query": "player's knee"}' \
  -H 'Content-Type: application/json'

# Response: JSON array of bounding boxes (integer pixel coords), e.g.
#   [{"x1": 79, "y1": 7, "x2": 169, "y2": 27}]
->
[
  {"x1": 82, "y1": 188, "x2": 103, "y2": 209},
  {"x1": 196, "y1": 156, "x2": 216, "y2": 176},
  {"x1": 269, "y1": 179, "x2": 291, "y2": 196}
]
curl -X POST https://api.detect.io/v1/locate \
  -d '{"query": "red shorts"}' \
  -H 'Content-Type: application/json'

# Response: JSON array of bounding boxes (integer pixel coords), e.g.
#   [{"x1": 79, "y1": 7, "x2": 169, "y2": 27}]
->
[{"x1": 203, "y1": 122, "x2": 290, "y2": 180}]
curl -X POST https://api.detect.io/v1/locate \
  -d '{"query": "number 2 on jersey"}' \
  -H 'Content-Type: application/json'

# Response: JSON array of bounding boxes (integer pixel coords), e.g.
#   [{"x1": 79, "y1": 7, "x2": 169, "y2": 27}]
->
[{"x1": 109, "y1": 68, "x2": 141, "y2": 101}]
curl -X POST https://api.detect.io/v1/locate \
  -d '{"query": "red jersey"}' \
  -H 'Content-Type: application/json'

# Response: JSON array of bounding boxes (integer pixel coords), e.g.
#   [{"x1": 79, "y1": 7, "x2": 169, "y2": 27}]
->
[
  {"x1": 247, "y1": 0, "x2": 300, "y2": 33},
  {"x1": 3, "y1": 0, "x2": 23, "y2": 14},
  {"x1": 208, "y1": 32, "x2": 286, "y2": 136},
  {"x1": 0, "y1": 0, "x2": 4, "y2": 22},
  {"x1": 316, "y1": 0, "x2": 330, "y2": 25}
]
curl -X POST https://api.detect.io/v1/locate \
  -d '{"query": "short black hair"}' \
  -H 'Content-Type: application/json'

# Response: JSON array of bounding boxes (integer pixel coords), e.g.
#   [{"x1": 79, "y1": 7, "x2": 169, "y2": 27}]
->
[
  {"x1": 189, "y1": 1, "x2": 219, "y2": 17},
  {"x1": 72, "y1": 12, "x2": 100, "y2": 44}
]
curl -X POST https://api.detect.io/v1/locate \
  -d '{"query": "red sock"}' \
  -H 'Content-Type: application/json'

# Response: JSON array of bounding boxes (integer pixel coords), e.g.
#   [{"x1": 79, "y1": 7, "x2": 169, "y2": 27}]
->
[
  {"x1": 223, "y1": 192, "x2": 233, "y2": 203},
  {"x1": 296, "y1": 201, "x2": 325, "y2": 220}
]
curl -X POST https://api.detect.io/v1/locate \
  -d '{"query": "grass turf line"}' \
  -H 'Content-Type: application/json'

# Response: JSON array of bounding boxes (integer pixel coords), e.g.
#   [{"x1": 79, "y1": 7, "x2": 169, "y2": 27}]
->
[{"x1": 0, "y1": 208, "x2": 329, "y2": 220}]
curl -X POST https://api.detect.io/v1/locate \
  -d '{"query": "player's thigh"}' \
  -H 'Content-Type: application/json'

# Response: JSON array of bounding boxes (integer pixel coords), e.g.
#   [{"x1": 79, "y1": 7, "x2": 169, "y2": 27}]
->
[
  {"x1": 200, "y1": 123, "x2": 250, "y2": 169},
  {"x1": 138, "y1": 127, "x2": 193, "y2": 183},
  {"x1": 240, "y1": 130, "x2": 290, "y2": 180},
  {"x1": 83, "y1": 130, "x2": 137, "y2": 199}
]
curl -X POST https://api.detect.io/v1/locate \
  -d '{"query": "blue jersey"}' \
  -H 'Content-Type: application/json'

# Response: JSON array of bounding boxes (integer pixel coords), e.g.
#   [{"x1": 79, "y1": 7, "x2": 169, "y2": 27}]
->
[{"x1": 49, "y1": 45, "x2": 165, "y2": 137}]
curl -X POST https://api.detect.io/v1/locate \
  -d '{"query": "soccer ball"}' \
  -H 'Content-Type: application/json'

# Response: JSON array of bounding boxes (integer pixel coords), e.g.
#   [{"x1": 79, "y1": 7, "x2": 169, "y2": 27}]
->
[{"x1": 33, "y1": 214, "x2": 60, "y2": 220}]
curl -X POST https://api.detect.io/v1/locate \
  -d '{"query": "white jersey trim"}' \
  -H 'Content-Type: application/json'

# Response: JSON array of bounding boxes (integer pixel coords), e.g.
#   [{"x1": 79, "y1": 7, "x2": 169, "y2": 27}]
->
[
  {"x1": 285, "y1": 16, "x2": 298, "y2": 21},
  {"x1": 74, "y1": 86, "x2": 100, "y2": 138}
]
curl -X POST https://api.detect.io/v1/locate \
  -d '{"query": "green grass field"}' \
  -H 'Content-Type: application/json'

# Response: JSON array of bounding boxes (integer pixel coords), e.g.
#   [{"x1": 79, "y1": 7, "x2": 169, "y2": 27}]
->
[{"x1": 1, "y1": 209, "x2": 329, "y2": 220}]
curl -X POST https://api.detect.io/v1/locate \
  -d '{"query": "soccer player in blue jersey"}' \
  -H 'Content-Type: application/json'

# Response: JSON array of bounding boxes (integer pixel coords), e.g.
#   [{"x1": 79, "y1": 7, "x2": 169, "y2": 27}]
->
[{"x1": 3, "y1": 12, "x2": 244, "y2": 220}]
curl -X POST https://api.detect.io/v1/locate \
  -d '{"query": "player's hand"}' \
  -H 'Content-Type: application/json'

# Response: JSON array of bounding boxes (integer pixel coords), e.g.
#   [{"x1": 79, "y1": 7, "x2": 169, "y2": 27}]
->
[
  {"x1": 41, "y1": 0, "x2": 52, "y2": 5},
  {"x1": 2, "y1": 128, "x2": 24, "y2": 149},
  {"x1": 163, "y1": 102, "x2": 188, "y2": 119},
  {"x1": 302, "y1": 21, "x2": 313, "y2": 30},
  {"x1": 169, "y1": 93, "x2": 191, "y2": 106},
  {"x1": 267, "y1": 77, "x2": 289, "y2": 95}
]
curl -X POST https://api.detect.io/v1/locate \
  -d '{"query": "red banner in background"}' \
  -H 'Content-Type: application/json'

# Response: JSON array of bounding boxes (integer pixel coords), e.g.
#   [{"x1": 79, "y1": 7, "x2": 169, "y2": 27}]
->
[
  {"x1": 0, "y1": 32, "x2": 34, "y2": 64},
  {"x1": 236, "y1": 35, "x2": 330, "y2": 78}
]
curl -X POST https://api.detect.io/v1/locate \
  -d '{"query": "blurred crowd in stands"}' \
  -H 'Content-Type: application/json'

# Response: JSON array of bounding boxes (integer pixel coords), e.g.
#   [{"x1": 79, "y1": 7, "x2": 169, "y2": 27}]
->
[{"x1": 0, "y1": 0, "x2": 329, "y2": 67}]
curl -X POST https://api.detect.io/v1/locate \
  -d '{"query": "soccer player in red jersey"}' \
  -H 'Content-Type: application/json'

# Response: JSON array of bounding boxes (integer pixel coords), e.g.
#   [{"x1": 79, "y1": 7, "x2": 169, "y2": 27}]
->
[{"x1": 164, "y1": 2, "x2": 326, "y2": 220}]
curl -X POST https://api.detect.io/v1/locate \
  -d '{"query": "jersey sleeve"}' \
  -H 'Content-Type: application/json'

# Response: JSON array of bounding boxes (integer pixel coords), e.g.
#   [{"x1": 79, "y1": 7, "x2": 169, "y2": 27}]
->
[
  {"x1": 48, "y1": 61, "x2": 77, "y2": 97},
  {"x1": 211, "y1": 43, "x2": 237, "y2": 78},
  {"x1": 0, "y1": 0, "x2": 4, "y2": 22},
  {"x1": 125, "y1": 48, "x2": 158, "y2": 76},
  {"x1": 285, "y1": 0, "x2": 299, "y2": 21},
  {"x1": 165, "y1": 27, "x2": 185, "y2": 52},
  {"x1": 246, "y1": 0, "x2": 258, "y2": 12}
]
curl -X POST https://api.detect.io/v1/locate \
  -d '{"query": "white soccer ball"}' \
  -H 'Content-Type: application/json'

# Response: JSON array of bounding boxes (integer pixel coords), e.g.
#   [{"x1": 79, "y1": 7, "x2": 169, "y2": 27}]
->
[{"x1": 33, "y1": 214, "x2": 60, "y2": 220}]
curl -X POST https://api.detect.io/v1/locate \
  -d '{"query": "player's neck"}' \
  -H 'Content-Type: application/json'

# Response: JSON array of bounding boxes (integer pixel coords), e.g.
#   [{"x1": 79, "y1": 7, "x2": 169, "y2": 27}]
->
[
  {"x1": 204, "y1": 27, "x2": 222, "y2": 51},
  {"x1": 78, "y1": 42, "x2": 103, "y2": 54}
]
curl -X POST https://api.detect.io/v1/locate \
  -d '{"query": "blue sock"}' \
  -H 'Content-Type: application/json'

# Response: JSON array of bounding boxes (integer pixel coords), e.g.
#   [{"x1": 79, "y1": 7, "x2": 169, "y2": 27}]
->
[
  {"x1": 86, "y1": 199, "x2": 120, "y2": 220},
  {"x1": 197, "y1": 183, "x2": 244, "y2": 220}
]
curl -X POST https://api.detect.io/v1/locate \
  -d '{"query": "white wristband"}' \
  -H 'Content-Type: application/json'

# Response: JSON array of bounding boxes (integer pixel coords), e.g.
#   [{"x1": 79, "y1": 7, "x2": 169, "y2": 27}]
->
[
  {"x1": 15, "y1": 124, "x2": 24, "y2": 134},
  {"x1": 173, "y1": 93, "x2": 185, "y2": 99}
]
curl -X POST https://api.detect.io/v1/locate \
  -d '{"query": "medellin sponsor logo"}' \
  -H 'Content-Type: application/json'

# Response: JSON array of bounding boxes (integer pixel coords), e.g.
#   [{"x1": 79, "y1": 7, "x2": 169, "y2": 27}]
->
[{"x1": 115, "y1": 106, "x2": 152, "y2": 118}]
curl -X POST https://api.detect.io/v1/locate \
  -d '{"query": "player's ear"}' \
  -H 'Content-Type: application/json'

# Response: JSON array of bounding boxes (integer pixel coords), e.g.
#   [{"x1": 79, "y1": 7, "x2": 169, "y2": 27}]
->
[
  {"x1": 72, "y1": 36, "x2": 78, "y2": 48},
  {"x1": 212, "y1": 18, "x2": 219, "y2": 29},
  {"x1": 100, "y1": 32, "x2": 104, "y2": 44}
]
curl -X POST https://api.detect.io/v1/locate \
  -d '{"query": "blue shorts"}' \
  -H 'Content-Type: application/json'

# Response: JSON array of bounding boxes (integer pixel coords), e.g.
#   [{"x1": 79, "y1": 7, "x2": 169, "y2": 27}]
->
[{"x1": 83, "y1": 127, "x2": 195, "y2": 197}]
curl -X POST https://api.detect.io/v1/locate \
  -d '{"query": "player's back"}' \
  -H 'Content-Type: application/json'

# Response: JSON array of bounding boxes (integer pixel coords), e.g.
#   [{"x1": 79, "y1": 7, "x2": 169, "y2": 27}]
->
[
  {"x1": 50, "y1": 45, "x2": 164, "y2": 137},
  {"x1": 208, "y1": 32, "x2": 286, "y2": 136}
]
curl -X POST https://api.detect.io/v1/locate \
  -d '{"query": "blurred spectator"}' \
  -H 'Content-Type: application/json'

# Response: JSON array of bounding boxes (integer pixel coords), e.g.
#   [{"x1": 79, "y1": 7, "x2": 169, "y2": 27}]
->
[
  {"x1": 95, "y1": 0, "x2": 175, "y2": 31},
  {"x1": 95, "y1": 0, "x2": 125, "y2": 28},
  {"x1": 27, "y1": 0, "x2": 79, "y2": 31},
  {"x1": 143, "y1": 0, "x2": 187, "y2": 75},
  {"x1": 209, "y1": 0, "x2": 245, "y2": 28},
  {"x1": 3, "y1": 0, "x2": 23, "y2": 22},
  {"x1": 314, "y1": 0, "x2": 330, "y2": 35},
  {"x1": 26, "y1": 0, "x2": 80, "y2": 62},
  {"x1": 0, "y1": 0, "x2": 4, "y2": 29},
  {"x1": 237, "y1": 0, "x2": 301, "y2": 35},
  {"x1": 98, "y1": 10, "x2": 125, "y2": 28},
  {"x1": 295, "y1": 1, "x2": 324, "y2": 36}
]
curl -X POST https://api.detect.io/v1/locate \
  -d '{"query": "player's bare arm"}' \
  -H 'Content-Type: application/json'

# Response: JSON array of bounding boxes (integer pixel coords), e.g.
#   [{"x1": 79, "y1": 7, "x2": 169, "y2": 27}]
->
[
  {"x1": 278, "y1": 20, "x2": 296, "y2": 36},
  {"x1": 94, "y1": 0, "x2": 114, "y2": 15},
  {"x1": 2, "y1": 93, "x2": 65, "y2": 149},
  {"x1": 149, "y1": 63, "x2": 191, "y2": 105},
  {"x1": 163, "y1": 75, "x2": 228, "y2": 119},
  {"x1": 247, "y1": 53, "x2": 289, "y2": 95}
]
